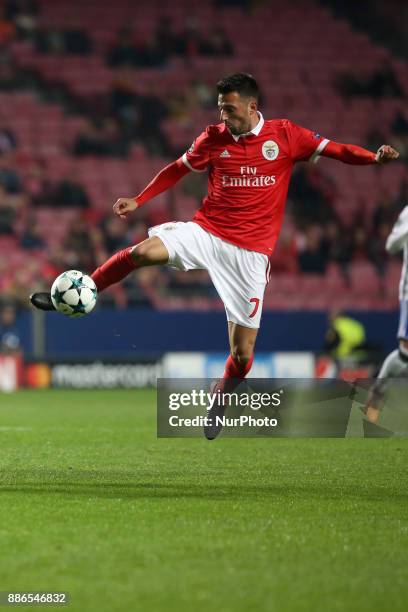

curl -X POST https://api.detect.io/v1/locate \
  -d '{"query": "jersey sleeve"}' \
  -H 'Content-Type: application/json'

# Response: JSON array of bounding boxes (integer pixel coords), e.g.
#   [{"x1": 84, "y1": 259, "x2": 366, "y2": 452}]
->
[
  {"x1": 182, "y1": 128, "x2": 211, "y2": 173},
  {"x1": 284, "y1": 120, "x2": 329, "y2": 162}
]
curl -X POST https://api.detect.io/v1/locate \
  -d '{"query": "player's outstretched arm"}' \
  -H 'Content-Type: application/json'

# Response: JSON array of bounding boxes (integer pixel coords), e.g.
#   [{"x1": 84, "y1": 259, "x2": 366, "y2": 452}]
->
[
  {"x1": 113, "y1": 158, "x2": 190, "y2": 219},
  {"x1": 321, "y1": 141, "x2": 399, "y2": 165}
]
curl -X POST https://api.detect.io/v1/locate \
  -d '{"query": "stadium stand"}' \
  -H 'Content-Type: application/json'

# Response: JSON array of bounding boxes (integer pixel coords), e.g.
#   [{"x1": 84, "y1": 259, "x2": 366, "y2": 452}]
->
[{"x1": 0, "y1": 0, "x2": 406, "y2": 310}]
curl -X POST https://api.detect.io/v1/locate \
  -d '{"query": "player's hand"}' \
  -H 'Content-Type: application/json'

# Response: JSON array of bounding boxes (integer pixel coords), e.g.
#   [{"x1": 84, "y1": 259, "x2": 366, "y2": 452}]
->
[
  {"x1": 113, "y1": 197, "x2": 138, "y2": 219},
  {"x1": 375, "y1": 145, "x2": 399, "y2": 163}
]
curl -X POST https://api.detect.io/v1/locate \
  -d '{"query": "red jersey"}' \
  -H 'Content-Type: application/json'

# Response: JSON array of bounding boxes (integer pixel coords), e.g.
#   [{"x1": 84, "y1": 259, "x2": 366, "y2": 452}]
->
[{"x1": 182, "y1": 114, "x2": 329, "y2": 255}]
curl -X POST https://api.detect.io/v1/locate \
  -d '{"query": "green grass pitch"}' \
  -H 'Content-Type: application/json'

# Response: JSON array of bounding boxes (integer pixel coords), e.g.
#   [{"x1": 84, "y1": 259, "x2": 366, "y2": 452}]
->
[{"x1": 0, "y1": 390, "x2": 407, "y2": 612}]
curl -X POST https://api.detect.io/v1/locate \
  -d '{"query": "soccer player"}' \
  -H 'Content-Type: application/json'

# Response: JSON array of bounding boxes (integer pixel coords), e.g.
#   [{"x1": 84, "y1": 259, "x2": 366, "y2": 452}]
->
[
  {"x1": 364, "y1": 205, "x2": 408, "y2": 423},
  {"x1": 30, "y1": 73, "x2": 399, "y2": 438}
]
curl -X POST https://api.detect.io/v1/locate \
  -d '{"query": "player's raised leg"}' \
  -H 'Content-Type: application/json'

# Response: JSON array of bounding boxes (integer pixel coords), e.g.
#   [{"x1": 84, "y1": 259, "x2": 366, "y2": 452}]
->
[
  {"x1": 204, "y1": 323, "x2": 257, "y2": 440},
  {"x1": 226, "y1": 322, "x2": 256, "y2": 384},
  {"x1": 30, "y1": 236, "x2": 169, "y2": 310},
  {"x1": 91, "y1": 237, "x2": 169, "y2": 291}
]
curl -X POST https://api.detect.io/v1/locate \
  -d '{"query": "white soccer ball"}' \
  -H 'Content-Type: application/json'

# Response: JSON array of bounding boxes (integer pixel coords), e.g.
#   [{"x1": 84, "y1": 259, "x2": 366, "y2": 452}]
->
[{"x1": 51, "y1": 270, "x2": 97, "y2": 317}]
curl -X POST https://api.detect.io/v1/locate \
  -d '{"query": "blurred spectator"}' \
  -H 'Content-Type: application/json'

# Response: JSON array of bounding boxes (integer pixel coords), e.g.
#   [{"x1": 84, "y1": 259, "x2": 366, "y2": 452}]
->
[
  {"x1": 62, "y1": 26, "x2": 92, "y2": 55},
  {"x1": 41, "y1": 246, "x2": 69, "y2": 281},
  {"x1": 0, "y1": 209, "x2": 15, "y2": 235},
  {"x1": 297, "y1": 226, "x2": 329, "y2": 274},
  {"x1": 8, "y1": 259, "x2": 41, "y2": 305},
  {"x1": 107, "y1": 27, "x2": 161, "y2": 67},
  {"x1": 144, "y1": 39, "x2": 167, "y2": 68},
  {"x1": 73, "y1": 118, "x2": 129, "y2": 157},
  {"x1": 110, "y1": 71, "x2": 172, "y2": 154},
  {"x1": 25, "y1": 158, "x2": 54, "y2": 206},
  {"x1": 35, "y1": 24, "x2": 91, "y2": 55},
  {"x1": 109, "y1": 19, "x2": 233, "y2": 66},
  {"x1": 5, "y1": 0, "x2": 39, "y2": 41},
  {"x1": 269, "y1": 223, "x2": 298, "y2": 274},
  {"x1": 370, "y1": 221, "x2": 392, "y2": 277},
  {"x1": 107, "y1": 27, "x2": 137, "y2": 66},
  {"x1": 0, "y1": 156, "x2": 22, "y2": 193},
  {"x1": 334, "y1": 71, "x2": 364, "y2": 100},
  {"x1": 154, "y1": 17, "x2": 176, "y2": 59},
  {"x1": 191, "y1": 80, "x2": 214, "y2": 109},
  {"x1": 0, "y1": 303, "x2": 21, "y2": 354},
  {"x1": 0, "y1": 185, "x2": 19, "y2": 234},
  {"x1": 0, "y1": 13, "x2": 16, "y2": 47},
  {"x1": 289, "y1": 166, "x2": 335, "y2": 226},
  {"x1": 102, "y1": 118, "x2": 129, "y2": 157},
  {"x1": 335, "y1": 60, "x2": 403, "y2": 99},
  {"x1": 350, "y1": 227, "x2": 369, "y2": 262},
  {"x1": 0, "y1": 125, "x2": 17, "y2": 155},
  {"x1": 372, "y1": 190, "x2": 400, "y2": 232},
  {"x1": 99, "y1": 216, "x2": 129, "y2": 253},
  {"x1": 166, "y1": 270, "x2": 215, "y2": 298},
  {"x1": 391, "y1": 109, "x2": 408, "y2": 135},
  {"x1": 64, "y1": 218, "x2": 89, "y2": 252},
  {"x1": 128, "y1": 220, "x2": 149, "y2": 246},
  {"x1": 53, "y1": 173, "x2": 90, "y2": 208},
  {"x1": 20, "y1": 215, "x2": 45, "y2": 250},
  {"x1": 168, "y1": 92, "x2": 193, "y2": 126},
  {"x1": 347, "y1": 224, "x2": 386, "y2": 280},
  {"x1": 4, "y1": 0, "x2": 19, "y2": 20},
  {"x1": 365, "y1": 125, "x2": 387, "y2": 153},
  {"x1": 322, "y1": 220, "x2": 352, "y2": 274},
  {"x1": 367, "y1": 59, "x2": 403, "y2": 98},
  {"x1": 122, "y1": 266, "x2": 160, "y2": 308},
  {"x1": 199, "y1": 27, "x2": 233, "y2": 56},
  {"x1": 110, "y1": 69, "x2": 139, "y2": 126},
  {"x1": 0, "y1": 49, "x2": 26, "y2": 90},
  {"x1": 64, "y1": 218, "x2": 95, "y2": 271},
  {"x1": 174, "y1": 21, "x2": 201, "y2": 58},
  {"x1": 391, "y1": 110, "x2": 408, "y2": 160},
  {"x1": 35, "y1": 27, "x2": 65, "y2": 53},
  {"x1": 396, "y1": 179, "x2": 408, "y2": 204},
  {"x1": 134, "y1": 91, "x2": 171, "y2": 156}
]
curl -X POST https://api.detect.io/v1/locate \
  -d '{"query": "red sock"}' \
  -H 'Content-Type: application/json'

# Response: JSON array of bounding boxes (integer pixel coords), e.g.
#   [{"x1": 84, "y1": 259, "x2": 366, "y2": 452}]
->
[
  {"x1": 91, "y1": 247, "x2": 138, "y2": 292},
  {"x1": 224, "y1": 353, "x2": 254, "y2": 378},
  {"x1": 220, "y1": 353, "x2": 254, "y2": 392}
]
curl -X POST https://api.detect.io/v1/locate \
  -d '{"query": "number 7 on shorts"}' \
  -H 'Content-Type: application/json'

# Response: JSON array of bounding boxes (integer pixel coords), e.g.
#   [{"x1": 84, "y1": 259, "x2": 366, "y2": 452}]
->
[{"x1": 249, "y1": 298, "x2": 260, "y2": 318}]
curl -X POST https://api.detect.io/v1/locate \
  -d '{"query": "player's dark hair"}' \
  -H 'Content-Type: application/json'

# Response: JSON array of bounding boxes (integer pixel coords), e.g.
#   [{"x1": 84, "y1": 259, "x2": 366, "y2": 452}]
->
[{"x1": 216, "y1": 73, "x2": 259, "y2": 100}]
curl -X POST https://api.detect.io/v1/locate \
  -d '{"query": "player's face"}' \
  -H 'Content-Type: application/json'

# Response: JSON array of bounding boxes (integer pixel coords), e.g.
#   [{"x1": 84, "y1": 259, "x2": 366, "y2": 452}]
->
[{"x1": 218, "y1": 92, "x2": 257, "y2": 135}]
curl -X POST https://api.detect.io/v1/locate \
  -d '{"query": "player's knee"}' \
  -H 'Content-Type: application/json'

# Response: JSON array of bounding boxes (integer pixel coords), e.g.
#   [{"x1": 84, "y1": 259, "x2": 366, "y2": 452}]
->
[
  {"x1": 233, "y1": 354, "x2": 252, "y2": 368},
  {"x1": 231, "y1": 343, "x2": 255, "y2": 366},
  {"x1": 130, "y1": 241, "x2": 153, "y2": 265},
  {"x1": 130, "y1": 237, "x2": 168, "y2": 266}
]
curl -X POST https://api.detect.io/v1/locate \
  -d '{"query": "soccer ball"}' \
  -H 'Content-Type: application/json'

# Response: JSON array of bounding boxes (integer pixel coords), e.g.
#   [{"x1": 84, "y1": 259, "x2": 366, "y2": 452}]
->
[{"x1": 51, "y1": 270, "x2": 97, "y2": 317}]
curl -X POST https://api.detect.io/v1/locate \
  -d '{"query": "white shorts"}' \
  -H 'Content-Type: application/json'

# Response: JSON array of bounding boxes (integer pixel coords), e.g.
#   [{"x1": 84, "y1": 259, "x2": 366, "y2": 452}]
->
[{"x1": 148, "y1": 221, "x2": 270, "y2": 329}]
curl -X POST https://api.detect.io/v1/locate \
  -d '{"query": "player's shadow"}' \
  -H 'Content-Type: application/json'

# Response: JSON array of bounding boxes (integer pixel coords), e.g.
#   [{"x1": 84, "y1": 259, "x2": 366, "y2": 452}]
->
[{"x1": 0, "y1": 468, "x2": 406, "y2": 503}]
